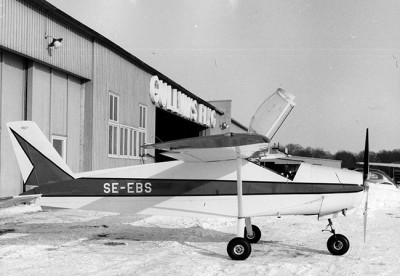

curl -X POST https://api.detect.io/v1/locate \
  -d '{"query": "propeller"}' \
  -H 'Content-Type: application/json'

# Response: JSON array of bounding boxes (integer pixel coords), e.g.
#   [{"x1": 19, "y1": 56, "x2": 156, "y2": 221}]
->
[{"x1": 363, "y1": 129, "x2": 370, "y2": 242}]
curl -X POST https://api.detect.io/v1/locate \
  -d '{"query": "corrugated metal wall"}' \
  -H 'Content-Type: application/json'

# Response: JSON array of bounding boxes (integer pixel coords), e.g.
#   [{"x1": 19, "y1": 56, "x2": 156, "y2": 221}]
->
[
  {"x1": 0, "y1": 0, "x2": 218, "y2": 181},
  {"x1": 0, "y1": 0, "x2": 92, "y2": 79},
  {"x1": 90, "y1": 42, "x2": 156, "y2": 170}
]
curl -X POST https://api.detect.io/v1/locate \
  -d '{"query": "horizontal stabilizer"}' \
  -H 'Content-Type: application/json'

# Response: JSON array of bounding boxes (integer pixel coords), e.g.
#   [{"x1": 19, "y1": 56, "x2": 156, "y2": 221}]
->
[{"x1": 0, "y1": 194, "x2": 41, "y2": 208}]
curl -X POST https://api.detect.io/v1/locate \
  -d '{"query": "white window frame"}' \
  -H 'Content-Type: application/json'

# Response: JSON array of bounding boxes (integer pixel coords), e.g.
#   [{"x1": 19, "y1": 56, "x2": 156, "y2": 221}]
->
[
  {"x1": 108, "y1": 92, "x2": 120, "y2": 157},
  {"x1": 51, "y1": 135, "x2": 67, "y2": 161},
  {"x1": 131, "y1": 128, "x2": 138, "y2": 158},
  {"x1": 139, "y1": 105, "x2": 147, "y2": 129},
  {"x1": 108, "y1": 98, "x2": 148, "y2": 159},
  {"x1": 138, "y1": 104, "x2": 147, "y2": 157},
  {"x1": 119, "y1": 125, "x2": 132, "y2": 158},
  {"x1": 109, "y1": 92, "x2": 119, "y2": 123},
  {"x1": 138, "y1": 130, "x2": 146, "y2": 157},
  {"x1": 108, "y1": 122, "x2": 119, "y2": 157},
  {"x1": 109, "y1": 124, "x2": 144, "y2": 160}
]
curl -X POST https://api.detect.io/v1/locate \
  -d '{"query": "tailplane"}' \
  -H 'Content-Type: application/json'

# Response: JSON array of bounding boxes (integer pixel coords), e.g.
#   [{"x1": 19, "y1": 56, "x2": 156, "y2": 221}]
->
[{"x1": 7, "y1": 121, "x2": 74, "y2": 187}]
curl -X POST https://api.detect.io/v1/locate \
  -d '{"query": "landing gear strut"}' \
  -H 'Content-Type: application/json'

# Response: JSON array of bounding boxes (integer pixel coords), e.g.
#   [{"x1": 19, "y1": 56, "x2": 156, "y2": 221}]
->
[{"x1": 323, "y1": 219, "x2": 350, "y2": 255}]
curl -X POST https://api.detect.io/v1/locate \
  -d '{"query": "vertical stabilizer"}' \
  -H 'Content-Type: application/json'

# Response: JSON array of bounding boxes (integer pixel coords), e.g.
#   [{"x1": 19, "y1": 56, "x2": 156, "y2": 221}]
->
[{"x1": 7, "y1": 121, "x2": 74, "y2": 187}]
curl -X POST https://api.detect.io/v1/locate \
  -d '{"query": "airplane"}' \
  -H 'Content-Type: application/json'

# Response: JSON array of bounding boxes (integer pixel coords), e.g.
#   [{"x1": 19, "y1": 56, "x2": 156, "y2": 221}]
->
[
  {"x1": 357, "y1": 162, "x2": 400, "y2": 169},
  {"x1": 2, "y1": 88, "x2": 371, "y2": 260},
  {"x1": 356, "y1": 161, "x2": 400, "y2": 187}
]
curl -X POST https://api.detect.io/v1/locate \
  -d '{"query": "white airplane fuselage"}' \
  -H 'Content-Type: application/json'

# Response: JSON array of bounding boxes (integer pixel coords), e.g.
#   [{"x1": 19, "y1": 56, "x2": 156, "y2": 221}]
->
[{"x1": 31, "y1": 160, "x2": 364, "y2": 218}]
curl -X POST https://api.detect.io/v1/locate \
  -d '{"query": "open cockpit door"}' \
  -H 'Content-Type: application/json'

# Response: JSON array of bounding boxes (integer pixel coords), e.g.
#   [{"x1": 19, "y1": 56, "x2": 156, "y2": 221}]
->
[{"x1": 249, "y1": 88, "x2": 295, "y2": 140}]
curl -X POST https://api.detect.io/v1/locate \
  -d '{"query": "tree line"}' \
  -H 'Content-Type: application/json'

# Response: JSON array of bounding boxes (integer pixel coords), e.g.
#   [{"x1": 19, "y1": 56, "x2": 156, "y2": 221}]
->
[{"x1": 284, "y1": 143, "x2": 400, "y2": 169}]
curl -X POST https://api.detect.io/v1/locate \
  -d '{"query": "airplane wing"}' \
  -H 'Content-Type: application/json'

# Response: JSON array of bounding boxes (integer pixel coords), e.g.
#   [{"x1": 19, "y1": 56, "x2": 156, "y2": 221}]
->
[
  {"x1": 265, "y1": 156, "x2": 305, "y2": 162},
  {"x1": 0, "y1": 194, "x2": 41, "y2": 209},
  {"x1": 144, "y1": 133, "x2": 270, "y2": 162},
  {"x1": 357, "y1": 162, "x2": 400, "y2": 168},
  {"x1": 145, "y1": 88, "x2": 296, "y2": 162}
]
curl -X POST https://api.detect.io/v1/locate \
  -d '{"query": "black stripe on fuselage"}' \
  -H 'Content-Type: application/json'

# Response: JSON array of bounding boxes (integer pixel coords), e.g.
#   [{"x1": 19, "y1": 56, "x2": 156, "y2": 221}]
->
[{"x1": 22, "y1": 178, "x2": 364, "y2": 197}]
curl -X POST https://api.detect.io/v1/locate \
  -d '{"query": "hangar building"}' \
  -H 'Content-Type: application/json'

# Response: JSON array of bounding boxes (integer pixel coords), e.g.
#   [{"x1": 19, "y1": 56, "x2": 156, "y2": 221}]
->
[{"x1": 0, "y1": 0, "x2": 246, "y2": 196}]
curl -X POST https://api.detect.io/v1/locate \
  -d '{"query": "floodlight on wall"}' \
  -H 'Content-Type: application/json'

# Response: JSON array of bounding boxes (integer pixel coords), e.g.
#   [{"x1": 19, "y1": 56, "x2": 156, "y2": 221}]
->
[
  {"x1": 220, "y1": 122, "x2": 230, "y2": 130},
  {"x1": 45, "y1": 35, "x2": 63, "y2": 49}
]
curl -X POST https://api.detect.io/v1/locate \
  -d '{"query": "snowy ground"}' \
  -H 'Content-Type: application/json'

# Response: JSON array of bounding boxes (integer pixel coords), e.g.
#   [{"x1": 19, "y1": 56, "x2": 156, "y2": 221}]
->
[{"x1": 1, "y1": 185, "x2": 400, "y2": 276}]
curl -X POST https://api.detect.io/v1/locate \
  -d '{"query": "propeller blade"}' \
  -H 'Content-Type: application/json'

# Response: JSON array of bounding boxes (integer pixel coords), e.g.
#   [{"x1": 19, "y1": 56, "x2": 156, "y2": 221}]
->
[
  {"x1": 363, "y1": 128, "x2": 369, "y2": 242},
  {"x1": 363, "y1": 129, "x2": 369, "y2": 182},
  {"x1": 363, "y1": 184, "x2": 370, "y2": 242}
]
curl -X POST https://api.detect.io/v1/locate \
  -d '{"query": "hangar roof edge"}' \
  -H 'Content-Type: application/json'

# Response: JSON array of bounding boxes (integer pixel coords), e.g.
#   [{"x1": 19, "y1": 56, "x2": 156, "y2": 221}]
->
[{"x1": 28, "y1": 0, "x2": 223, "y2": 115}]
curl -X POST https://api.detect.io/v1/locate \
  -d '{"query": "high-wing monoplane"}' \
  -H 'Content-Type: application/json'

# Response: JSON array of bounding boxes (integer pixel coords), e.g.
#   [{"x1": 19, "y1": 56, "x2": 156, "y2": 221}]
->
[{"x1": 4, "y1": 89, "x2": 370, "y2": 260}]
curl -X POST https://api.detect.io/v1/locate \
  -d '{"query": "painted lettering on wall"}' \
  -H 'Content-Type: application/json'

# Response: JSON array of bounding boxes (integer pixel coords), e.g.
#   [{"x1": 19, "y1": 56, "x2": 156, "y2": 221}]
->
[{"x1": 150, "y1": 75, "x2": 216, "y2": 128}]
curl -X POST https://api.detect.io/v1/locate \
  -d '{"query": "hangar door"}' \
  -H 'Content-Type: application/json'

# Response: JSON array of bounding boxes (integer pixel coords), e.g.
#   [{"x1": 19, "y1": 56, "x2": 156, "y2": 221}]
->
[
  {"x1": 155, "y1": 108, "x2": 207, "y2": 162},
  {"x1": 0, "y1": 51, "x2": 26, "y2": 196},
  {"x1": 0, "y1": 51, "x2": 84, "y2": 196}
]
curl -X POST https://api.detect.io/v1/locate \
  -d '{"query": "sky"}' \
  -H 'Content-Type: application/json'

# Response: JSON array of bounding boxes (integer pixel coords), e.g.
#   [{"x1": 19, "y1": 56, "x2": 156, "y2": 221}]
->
[{"x1": 47, "y1": 0, "x2": 400, "y2": 154}]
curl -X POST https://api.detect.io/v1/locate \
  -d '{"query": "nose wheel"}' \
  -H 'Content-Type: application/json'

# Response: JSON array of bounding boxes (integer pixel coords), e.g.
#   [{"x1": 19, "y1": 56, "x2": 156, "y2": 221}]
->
[
  {"x1": 327, "y1": 234, "x2": 350, "y2": 255},
  {"x1": 323, "y1": 219, "x2": 350, "y2": 255}
]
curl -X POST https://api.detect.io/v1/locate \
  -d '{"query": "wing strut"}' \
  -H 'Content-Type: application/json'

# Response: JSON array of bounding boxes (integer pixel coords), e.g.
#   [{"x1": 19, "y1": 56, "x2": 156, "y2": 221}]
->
[
  {"x1": 236, "y1": 148, "x2": 245, "y2": 237},
  {"x1": 226, "y1": 148, "x2": 254, "y2": 260}
]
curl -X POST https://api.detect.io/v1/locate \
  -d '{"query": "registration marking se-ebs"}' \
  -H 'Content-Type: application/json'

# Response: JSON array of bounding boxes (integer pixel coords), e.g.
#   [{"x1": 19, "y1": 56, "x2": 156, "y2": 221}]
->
[{"x1": 103, "y1": 182, "x2": 152, "y2": 194}]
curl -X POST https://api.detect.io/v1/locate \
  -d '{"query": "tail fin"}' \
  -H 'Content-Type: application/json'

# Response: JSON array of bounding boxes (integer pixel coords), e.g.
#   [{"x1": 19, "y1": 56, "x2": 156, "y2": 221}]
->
[{"x1": 7, "y1": 121, "x2": 74, "y2": 187}]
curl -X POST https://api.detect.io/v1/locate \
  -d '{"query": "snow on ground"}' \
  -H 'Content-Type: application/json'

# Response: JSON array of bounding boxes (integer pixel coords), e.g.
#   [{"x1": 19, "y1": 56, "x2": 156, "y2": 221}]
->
[{"x1": 1, "y1": 186, "x2": 400, "y2": 276}]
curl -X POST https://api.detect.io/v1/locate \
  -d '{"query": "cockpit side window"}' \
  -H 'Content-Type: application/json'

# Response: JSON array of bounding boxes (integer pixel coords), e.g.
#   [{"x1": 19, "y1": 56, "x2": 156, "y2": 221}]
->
[{"x1": 251, "y1": 160, "x2": 300, "y2": 181}]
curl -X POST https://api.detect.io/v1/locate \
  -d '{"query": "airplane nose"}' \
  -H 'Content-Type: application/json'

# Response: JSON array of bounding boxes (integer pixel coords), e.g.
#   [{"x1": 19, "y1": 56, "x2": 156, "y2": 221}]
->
[{"x1": 336, "y1": 169, "x2": 364, "y2": 186}]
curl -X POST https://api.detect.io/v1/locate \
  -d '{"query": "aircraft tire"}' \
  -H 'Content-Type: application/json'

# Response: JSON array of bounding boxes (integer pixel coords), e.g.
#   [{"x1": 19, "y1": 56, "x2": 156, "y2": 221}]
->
[
  {"x1": 227, "y1": 237, "x2": 252, "y2": 260},
  {"x1": 244, "y1": 225, "x2": 262, "y2": 243},
  {"x1": 327, "y1": 234, "x2": 350, "y2": 255}
]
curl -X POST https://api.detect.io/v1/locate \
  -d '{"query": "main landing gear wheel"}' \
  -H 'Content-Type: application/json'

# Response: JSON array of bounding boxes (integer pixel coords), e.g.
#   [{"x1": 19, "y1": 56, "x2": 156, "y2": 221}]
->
[
  {"x1": 244, "y1": 225, "x2": 262, "y2": 243},
  {"x1": 327, "y1": 234, "x2": 350, "y2": 255},
  {"x1": 227, "y1": 237, "x2": 252, "y2": 260}
]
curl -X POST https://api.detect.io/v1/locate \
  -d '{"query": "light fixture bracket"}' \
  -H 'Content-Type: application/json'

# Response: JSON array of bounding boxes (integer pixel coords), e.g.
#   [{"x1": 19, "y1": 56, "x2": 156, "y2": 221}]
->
[{"x1": 45, "y1": 35, "x2": 63, "y2": 49}]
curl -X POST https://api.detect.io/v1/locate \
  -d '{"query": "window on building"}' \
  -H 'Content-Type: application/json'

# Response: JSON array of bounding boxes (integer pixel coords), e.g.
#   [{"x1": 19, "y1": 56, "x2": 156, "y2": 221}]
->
[
  {"x1": 138, "y1": 131, "x2": 146, "y2": 156},
  {"x1": 108, "y1": 96, "x2": 148, "y2": 159},
  {"x1": 119, "y1": 125, "x2": 132, "y2": 158},
  {"x1": 138, "y1": 105, "x2": 147, "y2": 157},
  {"x1": 52, "y1": 135, "x2": 67, "y2": 161},
  {"x1": 132, "y1": 129, "x2": 138, "y2": 157},
  {"x1": 108, "y1": 124, "x2": 118, "y2": 156},
  {"x1": 108, "y1": 92, "x2": 120, "y2": 157},
  {"x1": 129, "y1": 129, "x2": 143, "y2": 158},
  {"x1": 139, "y1": 105, "x2": 147, "y2": 129},
  {"x1": 109, "y1": 93, "x2": 119, "y2": 122}
]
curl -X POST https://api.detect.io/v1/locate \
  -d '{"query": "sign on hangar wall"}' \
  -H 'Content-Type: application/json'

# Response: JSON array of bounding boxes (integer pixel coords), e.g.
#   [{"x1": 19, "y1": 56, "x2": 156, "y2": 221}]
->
[{"x1": 150, "y1": 76, "x2": 217, "y2": 128}]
